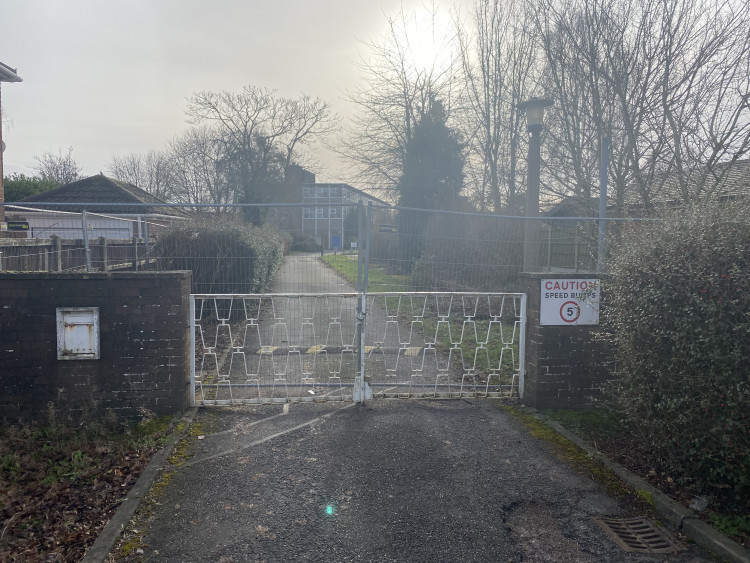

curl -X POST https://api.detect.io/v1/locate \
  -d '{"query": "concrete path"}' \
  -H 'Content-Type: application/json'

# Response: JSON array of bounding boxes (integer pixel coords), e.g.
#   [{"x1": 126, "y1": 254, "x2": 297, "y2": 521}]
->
[
  {"x1": 134, "y1": 400, "x2": 711, "y2": 562},
  {"x1": 272, "y1": 252, "x2": 354, "y2": 294}
]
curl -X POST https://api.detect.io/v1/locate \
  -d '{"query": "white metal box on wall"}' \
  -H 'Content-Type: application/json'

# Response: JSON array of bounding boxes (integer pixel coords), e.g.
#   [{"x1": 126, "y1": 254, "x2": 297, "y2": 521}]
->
[{"x1": 56, "y1": 307, "x2": 100, "y2": 360}]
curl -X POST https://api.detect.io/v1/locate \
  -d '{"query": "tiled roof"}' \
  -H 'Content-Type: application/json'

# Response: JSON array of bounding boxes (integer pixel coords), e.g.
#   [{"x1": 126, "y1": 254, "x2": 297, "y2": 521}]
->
[
  {"x1": 633, "y1": 158, "x2": 750, "y2": 208},
  {"x1": 18, "y1": 174, "x2": 181, "y2": 215}
]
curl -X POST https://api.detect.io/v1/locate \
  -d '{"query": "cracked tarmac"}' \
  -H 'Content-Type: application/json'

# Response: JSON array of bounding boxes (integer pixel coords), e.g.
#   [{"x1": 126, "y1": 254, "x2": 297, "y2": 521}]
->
[{"x1": 134, "y1": 399, "x2": 713, "y2": 562}]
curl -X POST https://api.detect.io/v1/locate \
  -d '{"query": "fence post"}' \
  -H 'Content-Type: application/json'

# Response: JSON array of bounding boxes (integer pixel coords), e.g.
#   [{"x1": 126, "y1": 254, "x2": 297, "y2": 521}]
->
[
  {"x1": 81, "y1": 210, "x2": 92, "y2": 272},
  {"x1": 52, "y1": 235, "x2": 62, "y2": 271},
  {"x1": 132, "y1": 237, "x2": 139, "y2": 271},
  {"x1": 99, "y1": 237, "x2": 108, "y2": 272},
  {"x1": 597, "y1": 136, "x2": 609, "y2": 273},
  {"x1": 355, "y1": 201, "x2": 364, "y2": 398},
  {"x1": 0, "y1": 251, "x2": 3, "y2": 272}
]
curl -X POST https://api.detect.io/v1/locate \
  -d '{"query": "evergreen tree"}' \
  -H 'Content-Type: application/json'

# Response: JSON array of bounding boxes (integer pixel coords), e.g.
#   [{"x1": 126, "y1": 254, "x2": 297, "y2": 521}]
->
[
  {"x1": 397, "y1": 99, "x2": 464, "y2": 210},
  {"x1": 396, "y1": 99, "x2": 464, "y2": 268}
]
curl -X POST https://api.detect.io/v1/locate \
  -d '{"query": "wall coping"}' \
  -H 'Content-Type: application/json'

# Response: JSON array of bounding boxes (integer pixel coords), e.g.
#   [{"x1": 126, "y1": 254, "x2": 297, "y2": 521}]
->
[
  {"x1": 0, "y1": 271, "x2": 191, "y2": 281},
  {"x1": 520, "y1": 272, "x2": 603, "y2": 280}
]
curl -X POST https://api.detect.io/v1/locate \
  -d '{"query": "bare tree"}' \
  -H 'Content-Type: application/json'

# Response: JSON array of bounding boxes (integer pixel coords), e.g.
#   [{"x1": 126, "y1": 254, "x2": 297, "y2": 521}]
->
[
  {"x1": 33, "y1": 147, "x2": 82, "y2": 186},
  {"x1": 185, "y1": 85, "x2": 337, "y2": 223},
  {"x1": 533, "y1": 0, "x2": 750, "y2": 213},
  {"x1": 167, "y1": 125, "x2": 232, "y2": 208},
  {"x1": 108, "y1": 150, "x2": 174, "y2": 201},
  {"x1": 339, "y1": 4, "x2": 461, "y2": 199},
  {"x1": 456, "y1": 0, "x2": 537, "y2": 212}
]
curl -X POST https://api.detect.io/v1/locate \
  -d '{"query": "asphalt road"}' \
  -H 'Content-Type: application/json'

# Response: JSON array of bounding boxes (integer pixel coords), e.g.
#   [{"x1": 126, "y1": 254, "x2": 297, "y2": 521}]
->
[{"x1": 135, "y1": 400, "x2": 711, "y2": 562}]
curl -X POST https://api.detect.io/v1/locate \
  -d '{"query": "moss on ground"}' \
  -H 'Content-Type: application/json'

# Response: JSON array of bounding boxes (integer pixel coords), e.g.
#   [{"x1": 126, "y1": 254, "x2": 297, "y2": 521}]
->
[{"x1": 500, "y1": 406, "x2": 641, "y2": 504}]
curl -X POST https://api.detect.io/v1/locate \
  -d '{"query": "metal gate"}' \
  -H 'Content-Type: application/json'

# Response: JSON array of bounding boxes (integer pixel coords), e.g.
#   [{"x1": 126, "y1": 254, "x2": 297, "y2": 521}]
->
[{"x1": 190, "y1": 291, "x2": 525, "y2": 405}]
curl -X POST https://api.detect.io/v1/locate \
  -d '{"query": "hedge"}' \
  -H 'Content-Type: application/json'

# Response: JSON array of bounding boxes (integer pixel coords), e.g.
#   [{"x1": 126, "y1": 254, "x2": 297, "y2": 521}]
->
[
  {"x1": 149, "y1": 217, "x2": 285, "y2": 294},
  {"x1": 602, "y1": 202, "x2": 750, "y2": 510}
]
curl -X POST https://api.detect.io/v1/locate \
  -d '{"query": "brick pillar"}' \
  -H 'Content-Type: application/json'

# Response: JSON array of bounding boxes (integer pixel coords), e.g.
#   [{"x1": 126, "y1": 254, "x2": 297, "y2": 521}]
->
[{"x1": 521, "y1": 273, "x2": 609, "y2": 409}]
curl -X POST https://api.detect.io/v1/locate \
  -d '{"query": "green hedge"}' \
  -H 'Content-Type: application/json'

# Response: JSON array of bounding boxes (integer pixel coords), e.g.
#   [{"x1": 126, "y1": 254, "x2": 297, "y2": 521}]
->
[
  {"x1": 149, "y1": 218, "x2": 285, "y2": 294},
  {"x1": 603, "y1": 203, "x2": 750, "y2": 509}
]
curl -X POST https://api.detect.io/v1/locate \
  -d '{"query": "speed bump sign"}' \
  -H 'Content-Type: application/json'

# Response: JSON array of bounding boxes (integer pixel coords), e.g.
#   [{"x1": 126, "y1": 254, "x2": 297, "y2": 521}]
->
[{"x1": 540, "y1": 279, "x2": 600, "y2": 326}]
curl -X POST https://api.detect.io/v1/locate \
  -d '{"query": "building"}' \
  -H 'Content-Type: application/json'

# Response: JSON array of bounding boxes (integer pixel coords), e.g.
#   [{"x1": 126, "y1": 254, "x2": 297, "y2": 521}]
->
[
  {"x1": 269, "y1": 166, "x2": 388, "y2": 250},
  {"x1": 7, "y1": 174, "x2": 184, "y2": 240}
]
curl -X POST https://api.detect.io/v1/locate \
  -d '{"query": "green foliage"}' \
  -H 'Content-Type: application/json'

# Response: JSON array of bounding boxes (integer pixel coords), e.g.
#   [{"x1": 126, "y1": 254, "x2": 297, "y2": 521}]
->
[
  {"x1": 2, "y1": 173, "x2": 59, "y2": 201},
  {"x1": 289, "y1": 232, "x2": 322, "y2": 253},
  {"x1": 708, "y1": 512, "x2": 750, "y2": 539},
  {"x1": 406, "y1": 213, "x2": 524, "y2": 291},
  {"x1": 149, "y1": 216, "x2": 285, "y2": 294},
  {"x1": 397, "y1": 99, "x2": 464, "y2": 210},
  {"x1": 397, "y1": 98, "x2": 465, "y2": 266},
  {"x1": 602, "y1": 203, "x2": 750, "y2": 510}
]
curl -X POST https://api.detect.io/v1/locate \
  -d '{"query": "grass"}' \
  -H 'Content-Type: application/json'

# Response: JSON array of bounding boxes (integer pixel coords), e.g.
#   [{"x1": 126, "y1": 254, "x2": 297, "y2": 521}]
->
[
  {"x1": 540, "y1": 408, "x2": 750, "y2": 548},
  {"x1": 322, "y1": 255, "x2": 409, "y2": 292},
  {"x1": 501, "y1": 406, "x2": 634, "y2": 501}
]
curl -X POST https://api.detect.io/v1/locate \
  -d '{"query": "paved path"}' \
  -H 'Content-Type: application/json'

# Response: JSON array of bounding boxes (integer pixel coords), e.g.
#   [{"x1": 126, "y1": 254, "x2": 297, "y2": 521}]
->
[
  {"x1": 272, "y1": 252, "x2": 354, "y2": 294},
  {"x1": 134, "y1": 400, "x2": 710, "y2": 562},
  {"x1": 130, "y1": 255, "x2": 712, "y2": 561}
]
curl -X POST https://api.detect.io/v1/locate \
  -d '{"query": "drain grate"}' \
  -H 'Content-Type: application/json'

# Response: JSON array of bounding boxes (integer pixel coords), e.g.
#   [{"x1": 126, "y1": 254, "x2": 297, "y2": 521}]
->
[{"x1": 595, "y1": 517, "x2": 685, "y2": 554}]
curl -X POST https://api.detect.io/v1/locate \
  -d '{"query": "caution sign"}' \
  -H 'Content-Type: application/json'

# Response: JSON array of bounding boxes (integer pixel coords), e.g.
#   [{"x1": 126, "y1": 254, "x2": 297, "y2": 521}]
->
[{"x1": 540, "y1": 279, "x2": 600, "y2": 326}]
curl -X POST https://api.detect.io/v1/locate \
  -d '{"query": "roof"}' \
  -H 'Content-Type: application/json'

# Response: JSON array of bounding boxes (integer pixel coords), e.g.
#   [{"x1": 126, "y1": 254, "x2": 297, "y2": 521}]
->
[
  {"x1": 0, "y1": 61, "x2": 22, "y2": 83},
  {"x1": 649, "y1": 158, "x2": 750, "y2": 205},
  {"x1": 17, "y1": 174, "x2": 182, "y2": 215}
]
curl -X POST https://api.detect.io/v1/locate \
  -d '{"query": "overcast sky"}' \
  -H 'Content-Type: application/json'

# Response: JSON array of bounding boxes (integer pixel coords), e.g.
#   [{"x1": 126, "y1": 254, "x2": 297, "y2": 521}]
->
[{"x1": 1, "y1": 0, "x2": 469, "y2": 185}]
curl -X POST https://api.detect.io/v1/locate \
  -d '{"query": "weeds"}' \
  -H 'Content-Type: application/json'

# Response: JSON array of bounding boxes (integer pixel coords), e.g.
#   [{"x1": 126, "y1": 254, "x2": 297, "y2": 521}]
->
[{"x1": 0, "y1": 414, "x2": 175, "y2": 561}]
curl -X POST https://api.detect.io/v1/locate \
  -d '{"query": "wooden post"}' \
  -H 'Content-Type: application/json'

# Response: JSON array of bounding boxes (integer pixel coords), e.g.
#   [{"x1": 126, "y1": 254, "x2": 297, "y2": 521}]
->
[
  {"x1": 52, "y1": 235, "x2": 62, "y2": 271},
  {"x1": 132, "y1": 236, "x2": 139, "y2": 271},
  {"x1": 99, "y1": 236, "x2": 108, "y2": 272}
]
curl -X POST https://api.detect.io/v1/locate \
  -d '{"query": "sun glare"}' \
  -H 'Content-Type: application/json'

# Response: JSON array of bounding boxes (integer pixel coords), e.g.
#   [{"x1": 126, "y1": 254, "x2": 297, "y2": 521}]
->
[{"x1": 394, "y1": 7, "x2": 456, "y2": 74}]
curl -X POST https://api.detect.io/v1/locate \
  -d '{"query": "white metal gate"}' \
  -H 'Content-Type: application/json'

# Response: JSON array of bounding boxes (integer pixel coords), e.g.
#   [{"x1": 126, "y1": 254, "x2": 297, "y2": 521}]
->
[{"x1": 190, "y1": 292, "x2": 526, "y2": 406}]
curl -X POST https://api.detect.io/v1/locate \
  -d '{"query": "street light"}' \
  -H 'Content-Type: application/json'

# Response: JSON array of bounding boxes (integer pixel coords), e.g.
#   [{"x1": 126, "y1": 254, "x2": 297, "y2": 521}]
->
[{"x1": 519, "y1": 97, "x2": 552, "y2": 272}]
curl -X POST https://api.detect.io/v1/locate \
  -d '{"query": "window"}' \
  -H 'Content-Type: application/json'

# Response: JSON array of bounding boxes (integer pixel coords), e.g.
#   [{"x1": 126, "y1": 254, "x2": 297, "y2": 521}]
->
[
  {"x1": 303, "y1": 208, "x2": 313, "y2": 219},
  {"x1": 316, "y1": 207, "x2": 326, "y2": 219},
  {"x1": 329, "y1": 207, "x2": 342, "y2": 219},
  {"x1": 316, "y1": 187, "x2": 328, "y2": 198},
  {"x1": 330, "y1": 186, "x2": 341, "y2": 198},
  {"x1": 303, "y1": 187, "x2": 314, "y2": 198}
]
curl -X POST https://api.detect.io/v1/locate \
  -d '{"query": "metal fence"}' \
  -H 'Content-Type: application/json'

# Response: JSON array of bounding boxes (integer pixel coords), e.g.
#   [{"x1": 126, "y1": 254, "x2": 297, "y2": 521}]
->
[
  {"x1": 1, "y1": 201, "x2": 638, "y2": 289},
  {"x1": 190, "y1": 292, "x2": 526, "y2": 405}
]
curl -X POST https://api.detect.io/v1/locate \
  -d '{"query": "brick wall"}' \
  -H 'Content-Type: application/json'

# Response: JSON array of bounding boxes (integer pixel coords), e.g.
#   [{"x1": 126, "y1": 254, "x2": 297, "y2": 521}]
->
[
  {"x1": 0, "y1": 272, "x2": 191, "y2": 422},
  {"x1": 521, "y1": 273, "x2": 610, "y2": 408}
]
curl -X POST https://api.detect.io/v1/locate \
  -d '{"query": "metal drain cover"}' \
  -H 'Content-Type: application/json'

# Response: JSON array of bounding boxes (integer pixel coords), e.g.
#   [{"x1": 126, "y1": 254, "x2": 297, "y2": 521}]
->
[{"x1": 595, "y1": 517, "x2": 685, "y2": 554}]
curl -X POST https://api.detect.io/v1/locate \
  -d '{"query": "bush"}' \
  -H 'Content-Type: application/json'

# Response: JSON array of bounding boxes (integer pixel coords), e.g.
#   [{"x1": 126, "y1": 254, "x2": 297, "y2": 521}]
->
[
  {"x1": 602, "y1": 203, "x2": 750, "y2": 510},
  {"x1": 289, "y1": 232, "x2": 322, "y2": 253},
  {"x1": 406, "y1": 212, "x2": 523, "y2": 291},
  {"x1": 149, "y1": 217, "x2": 285, "y2": 294}
]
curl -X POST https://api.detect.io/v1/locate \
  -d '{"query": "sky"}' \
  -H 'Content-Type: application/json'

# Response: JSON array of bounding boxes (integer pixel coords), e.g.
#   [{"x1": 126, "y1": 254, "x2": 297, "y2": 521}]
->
[{"x1": 1, "y1": 0, "x2": 466, "y2": 185}]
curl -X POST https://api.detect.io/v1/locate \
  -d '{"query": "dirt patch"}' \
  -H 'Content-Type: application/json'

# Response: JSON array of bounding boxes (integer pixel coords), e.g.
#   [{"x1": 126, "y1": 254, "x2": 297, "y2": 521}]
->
[{"x1": 0, "y1": 415, "x2": 173, "y2": 562}]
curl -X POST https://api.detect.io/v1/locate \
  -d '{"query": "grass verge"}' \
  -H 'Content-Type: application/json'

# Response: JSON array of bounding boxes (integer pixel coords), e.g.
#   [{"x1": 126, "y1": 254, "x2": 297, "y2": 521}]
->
[{"x1": 541, "y1": 408, "x2": 750, "y2": 549}]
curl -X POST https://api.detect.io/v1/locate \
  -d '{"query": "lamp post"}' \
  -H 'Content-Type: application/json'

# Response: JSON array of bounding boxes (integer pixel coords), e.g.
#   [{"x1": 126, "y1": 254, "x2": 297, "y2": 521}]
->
[
  {"x1": 519, "y1": 97, "x2": 552, "y2": 272},
  {"x1": 0, "y1": 62, "x2": 23, "y2": 234}
]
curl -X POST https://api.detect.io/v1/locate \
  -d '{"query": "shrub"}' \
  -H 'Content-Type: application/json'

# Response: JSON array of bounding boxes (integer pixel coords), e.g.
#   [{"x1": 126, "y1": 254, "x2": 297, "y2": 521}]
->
[
  {"x1": 602, "y1": 202, "x2": 750, "y2": 510},
  {"x1": 149, "y1": 216, "x2": 285, "y2": 294},
  {"x1": 406, "y1": 212, "x2": 523, "y2": 291},
  {"x1": 289, "y1": 232, "x2": 322, "y2": 253}
]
